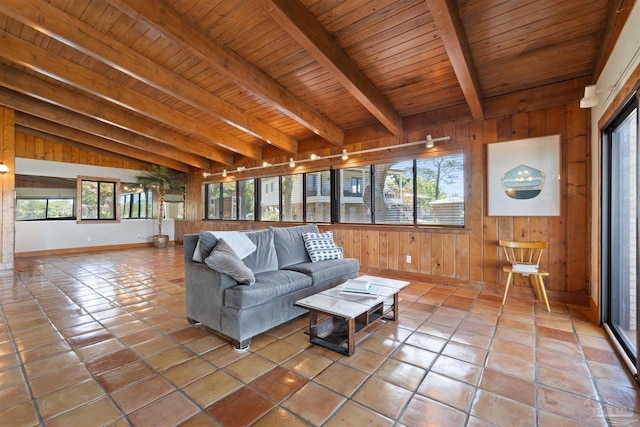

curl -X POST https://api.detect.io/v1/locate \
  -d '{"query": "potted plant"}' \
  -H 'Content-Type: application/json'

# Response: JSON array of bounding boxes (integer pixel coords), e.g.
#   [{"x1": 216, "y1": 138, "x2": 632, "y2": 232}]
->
[{"x1": 136, "y1": 165, "x2": 185, "y2": 248}]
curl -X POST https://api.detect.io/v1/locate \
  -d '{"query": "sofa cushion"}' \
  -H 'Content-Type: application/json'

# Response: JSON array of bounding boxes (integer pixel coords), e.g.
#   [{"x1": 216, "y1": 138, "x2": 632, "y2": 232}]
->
[
  {"x1": 224, "y1": 269, "x2": 312, "y2": 309},
  {"x1": 283, "y1": 258, "x2": 359, "y2": 285},
  {"x1": 242, "y1": 229, "x2": 279, "y2": 274},
  {"x1": 194, "y1": 230, "x2": 257, "y2": 262},
  {"x1": 271, "y1": 224, "x2": 319, "y2": 268},
  {"x1": 204, "y1": 238, "x2": 256, "y2": 285},
  {"x1": 302, "y1": 231, "x2": 343, "y2": 262}
]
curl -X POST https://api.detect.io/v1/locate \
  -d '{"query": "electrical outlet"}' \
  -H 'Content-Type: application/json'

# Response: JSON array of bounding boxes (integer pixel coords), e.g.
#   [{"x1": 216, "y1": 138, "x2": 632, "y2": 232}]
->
[
  {"x1": 87, "y1": 236, "x2": 91, "y2": 242},
  {"x1": 406, "y1": 255, "x2": 411, "y2": 264}
]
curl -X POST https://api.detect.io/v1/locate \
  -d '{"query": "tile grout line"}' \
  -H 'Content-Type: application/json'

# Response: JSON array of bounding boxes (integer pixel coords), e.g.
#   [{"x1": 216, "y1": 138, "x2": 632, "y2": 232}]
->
[
  {"x1": 7, "y1": 268, "x2": 61, "y2": 426},
  {"x1": 461, "y1": 293, "x2": 502, "y2": 426},
  {"x1": 34, "y1": 257, "x2": 205, "y2": 425},
  {"x1": 569, "y1": 307, "x2": 610, "y2": 425}
]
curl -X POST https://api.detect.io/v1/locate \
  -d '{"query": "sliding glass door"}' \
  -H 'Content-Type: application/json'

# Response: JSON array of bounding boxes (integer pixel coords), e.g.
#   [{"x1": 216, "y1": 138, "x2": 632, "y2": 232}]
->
[{"x1": 603, "y1": 90, "x2": 639, "y2": 373}]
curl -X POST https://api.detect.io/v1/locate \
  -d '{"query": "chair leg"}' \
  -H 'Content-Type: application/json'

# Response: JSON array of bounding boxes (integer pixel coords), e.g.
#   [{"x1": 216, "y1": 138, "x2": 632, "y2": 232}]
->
[
  {"x1": 536, "y1": 275, "x2": 551, "y2": 312},
  {"x1": 502, "y1": 273, "x2": 513, "y2": 305},
  {"x1": 529, "y1": 275, "x2": 541, "y2": 302}
]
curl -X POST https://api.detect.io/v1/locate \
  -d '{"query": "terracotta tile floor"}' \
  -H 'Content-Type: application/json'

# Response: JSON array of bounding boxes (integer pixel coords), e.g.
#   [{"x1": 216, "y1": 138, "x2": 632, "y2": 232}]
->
[{"x1": 0, "y1": 246, "x2": 638, "y2": 426}]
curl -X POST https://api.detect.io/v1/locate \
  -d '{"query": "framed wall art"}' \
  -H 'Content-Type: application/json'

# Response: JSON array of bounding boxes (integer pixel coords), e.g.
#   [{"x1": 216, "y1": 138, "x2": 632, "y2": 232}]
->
[{"x1": 487, "y1": 135, "x2": 561, "y2": 216}]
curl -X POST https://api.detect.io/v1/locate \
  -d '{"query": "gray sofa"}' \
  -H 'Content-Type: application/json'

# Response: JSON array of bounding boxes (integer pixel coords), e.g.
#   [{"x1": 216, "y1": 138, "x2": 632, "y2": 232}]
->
[{"x1": 183, "y1": 224, "x2": 359, "y2": 349}]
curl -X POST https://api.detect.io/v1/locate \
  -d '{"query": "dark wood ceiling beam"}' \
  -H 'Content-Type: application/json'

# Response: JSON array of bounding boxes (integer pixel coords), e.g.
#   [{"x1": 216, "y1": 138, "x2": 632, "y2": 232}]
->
[
  {"x1": 105, "y1": 0, "x2": 344, "y2": 147},
  {"x1": 0, "y1": 86, "x2": 212, "y2": 170},
  {"x1": 0, "y1": 63, "x2": 231, "y2": 167},
  {"x1": 15, "y1": 114, "x2": 191, "y2": 172},
  {"x1": 425, "y1": 0, "x2": 484, "y2": 120},
  {"x1": 262, "y1": 0, "x2": 403, "y2": 136},
  {"x1": 0, "y1": 30, "x2": 261, "y2": 161},
  {"x1": 0, "y1": 0, "x2": 298, "y2": 155}
]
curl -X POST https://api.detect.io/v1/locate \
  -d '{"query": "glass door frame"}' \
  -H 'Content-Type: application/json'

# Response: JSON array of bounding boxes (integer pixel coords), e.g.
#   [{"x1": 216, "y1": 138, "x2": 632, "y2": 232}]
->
[{"x1": 601, "y1": 87, "x2": 640, "y2": 380}]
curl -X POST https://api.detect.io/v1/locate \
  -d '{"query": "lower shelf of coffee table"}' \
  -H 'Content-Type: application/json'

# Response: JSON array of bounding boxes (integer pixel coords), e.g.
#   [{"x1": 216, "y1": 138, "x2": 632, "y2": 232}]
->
[{"x1": 305, "y1": 301, "x2": 389, "y2": 355}]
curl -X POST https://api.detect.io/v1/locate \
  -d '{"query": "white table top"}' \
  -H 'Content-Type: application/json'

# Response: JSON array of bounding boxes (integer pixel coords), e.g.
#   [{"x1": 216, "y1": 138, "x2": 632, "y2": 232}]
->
[{"x1": 295, "y1": 275, "x2": 409, "y2": 319}]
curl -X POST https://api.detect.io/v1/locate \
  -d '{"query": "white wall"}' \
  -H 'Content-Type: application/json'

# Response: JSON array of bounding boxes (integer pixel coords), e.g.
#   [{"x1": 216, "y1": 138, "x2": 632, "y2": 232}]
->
[
  {"x1": 15, "y1": 218, "x2": 174, "y2": 253},
  {"x1": 15, "y1": 158, "x2": 174, "y2": 253},
  {"x1": 590, "y1": 2, "x2": 640, "y2": 305}
]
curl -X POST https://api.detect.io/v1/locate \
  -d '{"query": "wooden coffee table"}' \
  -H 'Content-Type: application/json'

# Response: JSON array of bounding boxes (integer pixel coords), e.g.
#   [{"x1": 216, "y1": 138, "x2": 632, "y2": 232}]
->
[{"x1": 295, "y1": 275, "x2": 409, "y2": 356}]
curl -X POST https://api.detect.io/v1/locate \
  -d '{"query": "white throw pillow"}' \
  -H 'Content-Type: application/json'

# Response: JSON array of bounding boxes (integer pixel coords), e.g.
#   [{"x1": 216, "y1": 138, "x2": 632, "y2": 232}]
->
[{"x1": 192, "y1": 230, "x2": 257, "y2": 262}]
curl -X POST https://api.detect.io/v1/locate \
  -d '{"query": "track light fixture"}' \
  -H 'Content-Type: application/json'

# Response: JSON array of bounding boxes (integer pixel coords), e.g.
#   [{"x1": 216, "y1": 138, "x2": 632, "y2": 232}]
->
[
  {"x1": 426, "y1": 135, "x2": 434, "y2": 148},
  {"x1": 202, "y1": 135, "x2": 451, "y2": 178}
]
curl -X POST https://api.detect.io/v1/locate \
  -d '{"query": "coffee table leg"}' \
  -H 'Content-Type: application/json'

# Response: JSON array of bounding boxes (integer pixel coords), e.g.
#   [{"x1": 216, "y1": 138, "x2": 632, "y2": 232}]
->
[
  {"x1": 308, "y1": 311, "x2": 318, "y2": 340},
  {"x1": 383, "y1": 293, "x2": 400, "y2": 321},
  {"x1": 346, "y1": 318, "x2": 355, "y2": 356},
  {"x1": 391, "y1": 293, "x2": 399, "y2": 321}
]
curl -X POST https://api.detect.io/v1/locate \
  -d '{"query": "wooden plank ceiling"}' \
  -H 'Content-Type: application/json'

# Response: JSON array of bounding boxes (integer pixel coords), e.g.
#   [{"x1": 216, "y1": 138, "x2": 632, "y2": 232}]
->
[{"x1": 0, "y1": 0, "x2": 612, "y2": 173}]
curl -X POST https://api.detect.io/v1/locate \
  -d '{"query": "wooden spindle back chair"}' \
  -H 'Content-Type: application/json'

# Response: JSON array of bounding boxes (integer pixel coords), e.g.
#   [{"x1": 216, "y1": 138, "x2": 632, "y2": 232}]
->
[{"x1": 499, "y1": 240, "x2": 550, "y2": 311}]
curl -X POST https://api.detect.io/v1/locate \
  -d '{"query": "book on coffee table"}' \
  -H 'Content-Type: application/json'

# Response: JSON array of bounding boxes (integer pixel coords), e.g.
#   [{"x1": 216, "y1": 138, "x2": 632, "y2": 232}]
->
[
  {"x1": 342, "y1": 279, "x2": 371, "y2": 292},
  {"x1": 340, "y1": 279, "x2": 380, "y2": 297},
  {"x1": 340, "y1": 286, "x2": 380, "y2": 297}
]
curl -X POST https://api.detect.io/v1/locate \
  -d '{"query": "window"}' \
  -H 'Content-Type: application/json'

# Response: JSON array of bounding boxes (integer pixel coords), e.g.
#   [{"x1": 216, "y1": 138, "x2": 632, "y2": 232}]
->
[
  {"x1": 307, "y1": 174, "x2": 318, "y2": 196},
  {"x1": 260, "y1": 177, "x2": 280, "y2": 221},
  {"x1": 16, "y1": 199, "x2": 75, "y2": 220},
  {"x1": 340, "y1": 166, "x2": 371, "y2": 223},
  {"x1": 15, "y1": 175, "x2": 76, "y2": 221},
  {"x1": 417, "y1": 153, "x2": 464, "y2": 225},
  {"x1": 238, "y1": 179, "x2": 254, "y2": 220},
  {"x1": 306, "y1": 171, "x2": 331, "y2": 223},
  {"x1": 282, "y1": 174, "x2": 303, "y2": 222},
  {"x1": 79, "y1": 177, "x2": 119, "y2": 221},
  {"x1": 351, "y1": 177, "x2": 363, "y2": 196},
  {"x1": 202, "y1": 150, "x2": 464, "y2": 226},
  {"x1": 120, "y1": 184, "x2": 151, "y2": 219},
  {"x1": 373, "y1": 161, "x2": 414, "y2": 225},
  {"x1": 163, "y1": 193, "x2": 184, "y2": 220},
  {"x1": 205, "y1": 183, "x2": 222, "y2": 219},
  {"x1": 222, "y1": 182, "x2": 237, "y2": 220}
]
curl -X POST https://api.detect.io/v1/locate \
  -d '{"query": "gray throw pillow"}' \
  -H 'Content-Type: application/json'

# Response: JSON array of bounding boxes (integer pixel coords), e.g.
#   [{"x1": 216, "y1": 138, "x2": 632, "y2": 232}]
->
[
  {"x1": 196, "y1": 231, "x2": 219, "y2": 262},
  {"x1": 204, "y1": 238, "x2": 255, "y2": 285},
  {"x1": 271, "y1": 224, "x2": 319, "y2": 268}
]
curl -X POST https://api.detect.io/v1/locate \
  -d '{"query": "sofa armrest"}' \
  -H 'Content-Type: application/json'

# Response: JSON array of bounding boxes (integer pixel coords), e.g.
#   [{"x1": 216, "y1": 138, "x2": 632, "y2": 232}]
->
[{"x1": 185, "y1": 251, "x2": 239, "y2": 331}]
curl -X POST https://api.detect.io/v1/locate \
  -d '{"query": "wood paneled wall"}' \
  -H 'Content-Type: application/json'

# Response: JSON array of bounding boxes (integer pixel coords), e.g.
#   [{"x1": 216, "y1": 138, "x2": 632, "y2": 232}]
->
[
  {"x1": 11, "y1": 106, "x2": 588, "y2": 303},
  {"x1": 0, "y1": 107, "x2": 15, "y2": 270},
  {"x1": 177, "y1": 101, "x2": 590, "y2": 305},
  {"x1": 15, "y1": 131, "x2": 149, "y2": 170}
]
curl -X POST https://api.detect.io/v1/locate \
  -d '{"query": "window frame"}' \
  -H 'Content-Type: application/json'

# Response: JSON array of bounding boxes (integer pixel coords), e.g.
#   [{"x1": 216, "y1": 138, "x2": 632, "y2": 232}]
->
[
  {"x1": 77, "y1": 176, "x2": 121, "y2": 223},
  {"x1": 601, "y1": 88, "x2": 640, "y2": 372}
]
